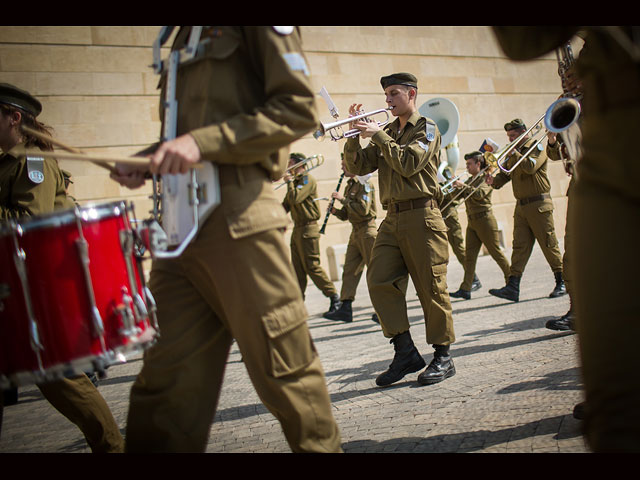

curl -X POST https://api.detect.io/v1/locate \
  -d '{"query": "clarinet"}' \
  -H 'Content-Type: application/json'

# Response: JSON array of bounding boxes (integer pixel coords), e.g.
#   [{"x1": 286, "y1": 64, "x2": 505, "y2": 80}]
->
[{"x1": 319, "y1": 172, "x2": 345, "y2": 234}]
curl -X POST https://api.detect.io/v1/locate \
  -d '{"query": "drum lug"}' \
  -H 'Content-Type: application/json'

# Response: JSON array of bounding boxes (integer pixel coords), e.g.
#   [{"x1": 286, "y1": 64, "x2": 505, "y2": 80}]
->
[
  {"x1": 74, "y1": 210, "x2": 108, "y2": 355},
  {"x1": 144, "y1": 286, "x2": 160, "y2": 336},
  {"x1": 119, "y1": 230, "x2": 149, "y2": 322},
  {"x1": 9, "y1": 224, "x2": 45, "y2": 372}
]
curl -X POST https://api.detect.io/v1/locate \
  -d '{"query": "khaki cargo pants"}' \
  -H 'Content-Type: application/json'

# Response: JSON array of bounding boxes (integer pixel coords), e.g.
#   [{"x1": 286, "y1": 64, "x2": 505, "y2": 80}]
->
[
  {"x1": 366, "y1": 203, "x2": 455, "y2": 346},
  {"x1": 125, "y1": 206, "x2": 342, "y2": 453}
]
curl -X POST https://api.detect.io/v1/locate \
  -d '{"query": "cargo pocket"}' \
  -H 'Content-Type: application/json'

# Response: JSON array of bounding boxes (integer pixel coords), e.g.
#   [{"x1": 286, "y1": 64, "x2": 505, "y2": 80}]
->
[
  {"x1": 261, "y1": 300, "x2": 316, "y2": 378},
  {"x1": 431, "y1": 262, "x2": 448, "y2": 295}
]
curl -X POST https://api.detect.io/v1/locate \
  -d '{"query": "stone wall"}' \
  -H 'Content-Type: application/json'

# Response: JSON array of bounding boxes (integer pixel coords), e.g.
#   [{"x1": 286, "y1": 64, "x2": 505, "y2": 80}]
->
[{"x1": 0, "y1": 26, "x2": 579, "y2": 279}]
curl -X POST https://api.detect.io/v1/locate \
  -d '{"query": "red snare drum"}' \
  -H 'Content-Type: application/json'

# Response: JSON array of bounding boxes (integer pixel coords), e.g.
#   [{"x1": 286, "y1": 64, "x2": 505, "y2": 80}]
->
[{"x1": 0, "y1": 201, "x2": 158, "y2": 388}]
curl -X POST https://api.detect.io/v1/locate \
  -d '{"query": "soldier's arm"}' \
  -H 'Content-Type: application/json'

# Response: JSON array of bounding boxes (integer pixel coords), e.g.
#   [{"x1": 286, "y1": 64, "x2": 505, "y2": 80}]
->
[{"x1": 190, "y1": 27, "x2": 318, "y2": 165}]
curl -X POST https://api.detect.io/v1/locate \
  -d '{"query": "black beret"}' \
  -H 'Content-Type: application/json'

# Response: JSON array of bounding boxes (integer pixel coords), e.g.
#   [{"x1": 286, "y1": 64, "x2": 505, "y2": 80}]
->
[
  {"x1": 504, "y1": 118, "x2": 526, "y2": 131},
  {"x1": 380, "y1": 72, "x2": 418, "y2": 90},
  {"x1": 0, "y1": 83, "x2": 42, "y2": 117},
  {"x1": 464, "y1": 151, "x2": 484, "y2": 160},
  {"x1": 290, "y1": 152, "x2": 306, "y2": 162}
]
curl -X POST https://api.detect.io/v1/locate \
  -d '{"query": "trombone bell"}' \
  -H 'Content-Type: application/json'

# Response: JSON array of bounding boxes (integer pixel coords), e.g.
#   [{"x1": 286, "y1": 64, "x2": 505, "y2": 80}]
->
[{"x1": 544, "y1": 97, "x2": 583, "y2": 162}]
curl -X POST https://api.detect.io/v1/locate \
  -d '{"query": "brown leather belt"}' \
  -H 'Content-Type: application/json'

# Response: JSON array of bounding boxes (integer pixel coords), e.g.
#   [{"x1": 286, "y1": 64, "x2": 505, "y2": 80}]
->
[
  {"x1": 390, "y1": 197, "x2": 437, "y2": 213},
  {"x1": 518, "y1": 193, "x2": 550, "y2": 206}
]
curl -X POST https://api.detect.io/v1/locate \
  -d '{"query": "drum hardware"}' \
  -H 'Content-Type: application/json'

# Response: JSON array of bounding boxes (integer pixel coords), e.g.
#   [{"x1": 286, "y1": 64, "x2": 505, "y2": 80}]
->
[
  {"x1": 73, "y1": 209, "x2": 109, "y2": 355},
  {"x1": 9, "y1": 223, "x2": 45, "y2": 374},
  {"x1": 119, "y1": 228, "x2": 150, "y2": 322}
]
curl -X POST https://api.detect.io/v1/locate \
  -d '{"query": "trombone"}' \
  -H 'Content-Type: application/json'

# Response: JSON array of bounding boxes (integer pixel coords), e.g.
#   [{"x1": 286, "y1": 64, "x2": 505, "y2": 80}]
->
[
  {"x1": 274, "y1": 154, "x2": 325, "y2": 189},
  {"x1": 440, "y1": 170, "x2": 470, "y2": 195},
  {"x1": 313, "y1": 108, "x2": 392, "y2": 142},
  {"x1": 440, "y1": 152, "x2": 498, "y2": 215},
  {"x1": 494, "y1": 114, "x2": 548, "y2": 174}
]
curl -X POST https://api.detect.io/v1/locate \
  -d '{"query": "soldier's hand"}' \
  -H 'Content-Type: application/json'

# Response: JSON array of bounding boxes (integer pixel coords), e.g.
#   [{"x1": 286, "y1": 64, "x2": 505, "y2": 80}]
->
[
  {"x1": 110, "y1": 163, "x2": 148, "y2": 189},
  {"x1": 331, "y1": 191, "x2": 344, "y2": 201},
  {"x1": 150, "y1": 134, "x2": 202, "y2": 176},
  {"x1": 485, "y1": 175, "x2": 494, "y2": 186}
]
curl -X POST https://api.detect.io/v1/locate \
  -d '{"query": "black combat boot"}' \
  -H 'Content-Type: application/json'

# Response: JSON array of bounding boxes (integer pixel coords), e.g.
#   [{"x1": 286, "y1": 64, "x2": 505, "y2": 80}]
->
[
  {"x1": 449, "y1": 288, "x2": 471, "y2": 300},
  {"x1": 371, "y1": 313, "x2": 379, "y2": 324},
  {"x1": 549, "y1": 271, "x2": 567, "y2": 298},
  {"x1": 471, "y1": 274, "x2": 482, "y2": 292},
  {"x1": 545, "y1": 308, "x2": 574, "y2": 331},
  {"x1": 375, "y1": 331, "x2": 426, "y2": 387},
  {"x1": 489, "y1": 275, "x2": 520, "y2": 302},
  {"x1": 324, "y1": 299, "x2": 352, "y2": 322},
  {"x1": 323, "y1": 294, "x2": 341, "y2": 317},
  {"x1": 417, "y1": 344, "x2": 456, "y2": 385}
]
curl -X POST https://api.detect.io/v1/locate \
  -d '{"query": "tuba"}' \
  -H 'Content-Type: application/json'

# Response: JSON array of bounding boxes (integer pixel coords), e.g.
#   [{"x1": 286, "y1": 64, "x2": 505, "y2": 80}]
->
[{"x1": 418, "y1": 97, "x2": 460, "y2": 179}]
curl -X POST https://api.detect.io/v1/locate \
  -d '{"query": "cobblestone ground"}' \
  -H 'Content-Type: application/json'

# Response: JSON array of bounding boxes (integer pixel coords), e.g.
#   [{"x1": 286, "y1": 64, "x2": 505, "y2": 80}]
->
[{"x1": 0, "y1": 243, "x2": 588, "y2": 453}]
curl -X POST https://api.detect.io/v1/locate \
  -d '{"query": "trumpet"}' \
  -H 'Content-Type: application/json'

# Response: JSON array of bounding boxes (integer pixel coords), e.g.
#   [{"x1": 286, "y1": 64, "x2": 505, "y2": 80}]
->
[
  {"x1": 274, "y1": 154, "x2": 325, "y2": 189},
  {"x1": 313, "y1": 108, "x2": 392, "y2": 142}
]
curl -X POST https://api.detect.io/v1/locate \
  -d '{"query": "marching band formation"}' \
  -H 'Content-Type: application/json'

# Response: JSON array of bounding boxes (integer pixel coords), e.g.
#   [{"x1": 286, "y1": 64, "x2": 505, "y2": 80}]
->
[{"x1": 1, "y1": 25, "x2": 639, "y2": 453}]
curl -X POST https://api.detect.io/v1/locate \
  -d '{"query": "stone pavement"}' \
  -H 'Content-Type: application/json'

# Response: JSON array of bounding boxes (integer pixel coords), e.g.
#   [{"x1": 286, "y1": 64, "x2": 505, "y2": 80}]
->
[{"x1": 0, "y1": 242, "x2": 589, "y2": 453}]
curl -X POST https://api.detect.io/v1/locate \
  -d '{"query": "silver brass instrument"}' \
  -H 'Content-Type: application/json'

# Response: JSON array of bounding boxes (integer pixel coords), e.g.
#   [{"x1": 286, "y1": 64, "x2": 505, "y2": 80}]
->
[
  {"x1": 440, "y1": 170, "x2": 470, "y2": 195},
  {"x1": 495, "y1": 114, "x2": 547, "y2": 174},
  {"x1": 274, "y1": 154, "x2": 325, "y2": 189},
  {"x1": 441, "y1": 152, "x2": 499, "y2": 216},
  {"x1": 543, "y1": 42, "x2": 584, "y2": 169},
  {"x1": 313, "y1": 108, "x2": 392, "y2": 141},
  {"x1": 419, "y1": 97, "x2": 460, "y2": 177}
]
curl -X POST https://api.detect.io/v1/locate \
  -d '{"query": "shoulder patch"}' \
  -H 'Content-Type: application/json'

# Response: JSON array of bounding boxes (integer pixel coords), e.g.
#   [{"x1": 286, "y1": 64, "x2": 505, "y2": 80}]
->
[
  {"x1": 26, "y1": 156, "x2": 45, "y2": 184},
  {"x1": 273, "y1": 26, "x2": 294, "y2": 35},
  {"x1": 425, "y1": 121, "x2": 436, "y2": 142}
]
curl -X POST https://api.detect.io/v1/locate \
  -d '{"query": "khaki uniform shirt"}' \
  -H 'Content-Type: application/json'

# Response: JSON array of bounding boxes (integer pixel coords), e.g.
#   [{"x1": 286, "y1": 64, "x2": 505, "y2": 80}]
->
[
  {"x1": 332, "y1": 177, "x2": 376, "y2": 225},
  {"x1": 282, "y1": 173, "x2": 321, "y2": 225},
  {"x1": 463, "y1": 172, "x2": 494, "y2": 216},
  {"x1": 163, "y1": 26, "x2": 319, "y2": 239},
  {"x1": 490, "y1": 137, "x2": 550, "y2": 199},
  {"x1": 0, "y1": 143, "x2": 73, "y2": 220},
  {"x1": 343, "y1": 111, "x2": 442, "y2": 208}
]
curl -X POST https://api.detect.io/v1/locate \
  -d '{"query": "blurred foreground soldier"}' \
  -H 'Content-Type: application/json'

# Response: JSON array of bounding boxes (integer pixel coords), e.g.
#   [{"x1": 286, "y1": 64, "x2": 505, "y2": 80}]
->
[
  {"x1": 323, "y1": 158, "x2": 377, "y2": 323},
  {"x1": 282, "y1": 153, "x2": 340, "y2": 317},
  {"x1": 485, "y1": 118, "x2": 566, "y2": 302},
  {"x1": 111, "y1": 27, "x2": 341, "y2": 453},
  {"x1": 0, "y1": 83, "x2": 124, "y2": 452},
  {"x1": 492, "y1": 25, "x2": 640, "y2": 453},
  {"x1": 449, "y1": 151, "x2": 510, "y2": 300},
  {"x1": 343, "y1": 72, "x2": 456, "y2": 387}
]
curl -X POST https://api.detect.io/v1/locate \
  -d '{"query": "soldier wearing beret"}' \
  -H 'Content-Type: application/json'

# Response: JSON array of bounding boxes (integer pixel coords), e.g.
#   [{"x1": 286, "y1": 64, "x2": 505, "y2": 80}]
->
[
  {"x1": 492, "y1": 25, "x2": 640, "y2": 453},
  {"x1": 343, "y1": 72, "x2": 456, "y2": 388},
  {"x1": 439, "y1": 164, "x2": 482, "y2": 293},
  {"x1": 449, "y1": 151, "x2": 511, "y2": 299},
  {"x1": 282, "y1": 152, "x2": 340, "y2": 317},
  {"x1": 0, "y1": 83, "x2": 124, "y2": 452},
  {"x1": 110, "y1": 26, "x2": 342, "y2": 453},
  {"x1": 323, "y1": 156, "x2": 378, "y2": 323},
  {"x1": 485, "y1": 118, "x2": 566, "y2": 302}
]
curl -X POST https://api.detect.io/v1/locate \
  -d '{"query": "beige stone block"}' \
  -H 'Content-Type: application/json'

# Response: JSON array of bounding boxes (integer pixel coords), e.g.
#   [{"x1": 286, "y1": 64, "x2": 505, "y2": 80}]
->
[
  {"x1": 90, "y1": 26, "x2": 162, "y2": 47},
  {"x1": 0, "y1": 26, "x2": 92, "y2": 45}
]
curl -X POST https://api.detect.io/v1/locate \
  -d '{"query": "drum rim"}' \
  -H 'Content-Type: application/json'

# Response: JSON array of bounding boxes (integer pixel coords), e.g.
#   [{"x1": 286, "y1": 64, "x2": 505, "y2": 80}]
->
[{"x1": 0, "y1": 200, "x2": 131, "y2": 235}]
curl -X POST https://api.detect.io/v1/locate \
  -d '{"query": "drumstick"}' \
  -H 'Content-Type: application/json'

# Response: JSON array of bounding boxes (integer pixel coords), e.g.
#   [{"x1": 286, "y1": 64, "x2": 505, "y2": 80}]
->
[
  {"x1": 21, "y1": 148, "x2": 204, "y2": 169},
  {"x1": 21, "y1": 126, "x2": 117, "y2": 174}
]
